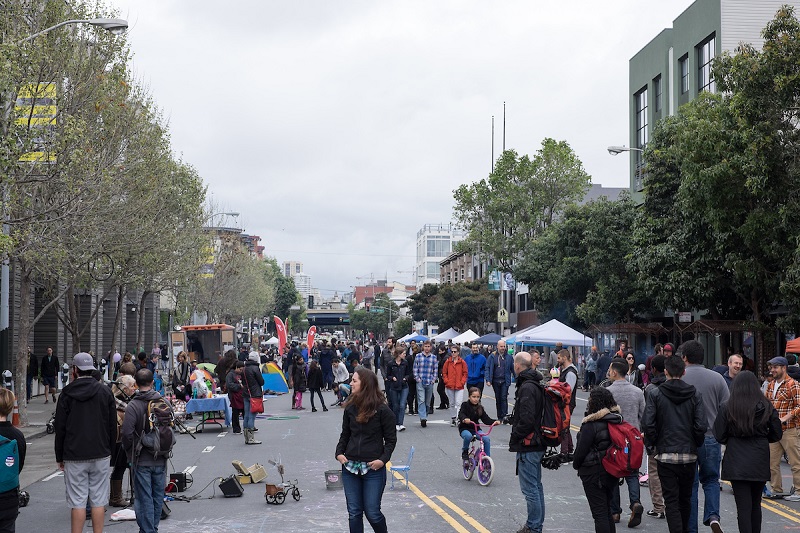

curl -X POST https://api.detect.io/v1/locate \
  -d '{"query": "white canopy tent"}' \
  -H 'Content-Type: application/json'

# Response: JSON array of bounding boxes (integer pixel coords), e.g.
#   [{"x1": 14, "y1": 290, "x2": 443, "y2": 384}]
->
[
  {"x1": 397, "y1": 333, "x2": 415, "y2": 342},
  {"x1": 451, "y1": 329, "x2": 479, "y2": 344},
  {"x1": 264, "y1": 336, "x2": 280, "y2": 345},
  {"x1": 516, "y1": 319, "x2": 591, "y2": 347},
  {"x1": 431, "y1": 327, "x2": 460, "y2": 342},
  {"x1": 501, "y1": 324, "x2": 540, "y2": 344}
]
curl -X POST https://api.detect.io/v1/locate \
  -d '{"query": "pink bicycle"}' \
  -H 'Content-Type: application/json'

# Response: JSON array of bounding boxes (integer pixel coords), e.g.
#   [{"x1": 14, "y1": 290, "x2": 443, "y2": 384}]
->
[{"x1": 462, "y1": 423, "x2": 495, "y2": 486}]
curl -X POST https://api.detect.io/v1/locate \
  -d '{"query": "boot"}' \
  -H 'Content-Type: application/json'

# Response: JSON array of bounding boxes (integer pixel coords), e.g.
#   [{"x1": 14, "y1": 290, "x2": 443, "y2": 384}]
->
[
  {"x1": 109, "y1": 479, "x2": 130, "y2": 507},
  {"x1": 246, "y1": 428, "x2": 262, "y2": 445},
  {"x1": 243, "y1": 428, "x2": 251, "y2": 444}
]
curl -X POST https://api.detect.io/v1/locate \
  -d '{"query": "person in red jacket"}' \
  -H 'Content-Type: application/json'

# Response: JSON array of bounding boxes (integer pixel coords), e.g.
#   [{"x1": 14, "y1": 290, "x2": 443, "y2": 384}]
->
[{"x1": 443, "y1": 346, "x2": 468, "y2": 426}]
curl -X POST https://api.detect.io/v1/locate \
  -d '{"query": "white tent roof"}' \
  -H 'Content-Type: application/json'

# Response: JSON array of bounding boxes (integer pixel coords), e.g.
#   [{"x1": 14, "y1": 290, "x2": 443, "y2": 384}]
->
[
  {"x1": 397, "y1": 333, "x2": 414, "y2": 342},
  {"x1": 516, "y1": 319, "x2": 591, "y2": 347},
  {"x1": 451, "y1": 329, "x2": 479, "y2": 344},
  {"x1": 265, "y1": 336, "x2": 280, "y2": 345},
  {"x1": 502, "y1": 324, "x2": 540, "y2": 343},
  {"x1": 431, "y1": 327, "x2": 460, "y2": 342}
]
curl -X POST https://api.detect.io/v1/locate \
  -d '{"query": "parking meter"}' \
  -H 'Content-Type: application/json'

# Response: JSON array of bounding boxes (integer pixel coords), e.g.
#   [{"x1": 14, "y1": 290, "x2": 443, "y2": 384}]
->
[
  {"x1": 99, "y1": 358, "x2": 107, "y2": 375},
  {"x1": 61, "y1": 363, "x2": 70, "y2": 387},
  {"x1": 2, "y1": 370, "x2": 11, "y2": 390}
]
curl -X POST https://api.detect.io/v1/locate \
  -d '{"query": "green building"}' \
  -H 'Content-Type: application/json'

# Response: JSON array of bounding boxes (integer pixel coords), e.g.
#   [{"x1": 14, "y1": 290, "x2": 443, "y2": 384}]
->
[{"x1": 627, "y1": 0, "x2": 800, "y2": 201}]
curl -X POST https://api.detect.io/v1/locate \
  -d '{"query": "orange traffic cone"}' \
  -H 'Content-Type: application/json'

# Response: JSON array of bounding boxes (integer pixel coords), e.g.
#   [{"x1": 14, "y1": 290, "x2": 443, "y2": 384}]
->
[{"x1": 11, "y1": 399, "x2": 19, "y2": 427}]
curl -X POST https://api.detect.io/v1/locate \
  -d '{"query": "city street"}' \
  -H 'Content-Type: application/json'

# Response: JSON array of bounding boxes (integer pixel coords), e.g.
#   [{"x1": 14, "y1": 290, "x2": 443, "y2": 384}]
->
[{"x1": 15, "y1": 385, "x2": 800, "y2": 532}]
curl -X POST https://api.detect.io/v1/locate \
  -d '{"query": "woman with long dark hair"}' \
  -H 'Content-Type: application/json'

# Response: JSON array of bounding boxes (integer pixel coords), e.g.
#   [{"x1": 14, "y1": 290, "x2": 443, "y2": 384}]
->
[
  {"x1": 573, "y1": 386, "x2": 624, "y2": 533},
  {"x1": 713, "y1": 370, "x2": 782, "y2": 533},
  {"x1": 335, "y1": 368, "x2": 397, "y2": 533}
]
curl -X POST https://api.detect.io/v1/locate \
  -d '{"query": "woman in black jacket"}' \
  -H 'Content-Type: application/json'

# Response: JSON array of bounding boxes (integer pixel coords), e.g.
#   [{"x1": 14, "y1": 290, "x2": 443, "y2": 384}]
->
[
  {"x1": 241, "y1": 353, "x2": 265, "y2": 445},
  {"x1": 573, "y1": 387, "x2": 624, "y2": 533},
  {"x1": 713, "y1": 371, "x2": 782, "y2": 533},
  {"x1": 307, "y1": 360, "x2": 327, "y2": 412},
  {"x1": 335, "y1": 367, "x2": 396, "y2": 533},
  {"x1": 385, "y1": 346, "x2": 410, "y2": 431}
]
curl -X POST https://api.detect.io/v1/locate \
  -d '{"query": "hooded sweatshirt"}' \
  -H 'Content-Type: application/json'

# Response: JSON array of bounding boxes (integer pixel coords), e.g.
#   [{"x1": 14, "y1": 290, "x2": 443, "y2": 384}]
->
[
  {"x1": 54, "y1": 376, "x2": 116, "y2": 463},
  {"x1": 642, "y1": 378, "x2": 707, "y2": 456}
]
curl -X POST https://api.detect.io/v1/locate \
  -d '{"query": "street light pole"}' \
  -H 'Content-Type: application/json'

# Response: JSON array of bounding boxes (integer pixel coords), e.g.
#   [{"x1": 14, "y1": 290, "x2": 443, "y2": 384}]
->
[{"x1": 16, "y1": 18, "x2": 128, "y2": 45}]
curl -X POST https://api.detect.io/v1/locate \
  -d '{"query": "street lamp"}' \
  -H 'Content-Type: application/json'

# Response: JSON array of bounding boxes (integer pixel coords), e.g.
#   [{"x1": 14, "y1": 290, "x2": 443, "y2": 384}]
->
[
  {"x1": 607, "y1": 146, "x2": 644, "y2": 156},
  {"x1": 204, "y1": 211, "x2": 240, "y2": 227},
  {"x1": 16, "y1": 18, "x2": 129, "y2": 45}
]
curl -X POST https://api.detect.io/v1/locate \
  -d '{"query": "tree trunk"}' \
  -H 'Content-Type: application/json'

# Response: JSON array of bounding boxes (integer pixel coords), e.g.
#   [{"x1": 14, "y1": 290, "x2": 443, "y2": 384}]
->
[
  {"x1": 109, "y1": 285, "x2": 124, "y2": 355},
  {"x1": 15, "y1": 262, "x2": 32, "y2": 426},
  {"x1": 68, "y1": 287, "x2": 82, "y2": 356},
  {"x1": 136, "y1": 290, "x2": 150, "y2": 350}
]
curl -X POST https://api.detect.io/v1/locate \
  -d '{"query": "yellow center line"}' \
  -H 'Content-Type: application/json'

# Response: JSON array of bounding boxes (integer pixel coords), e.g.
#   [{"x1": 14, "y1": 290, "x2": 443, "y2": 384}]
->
[
  {"x1": 435, "y1": 496, "x2": 492, "y2": 533},
  {"x1": 720, "y1": 480, "x2": 800, "y2": 523},
  {"x1": 385, "y1": 461, "x2": 472, "y2": 533}
]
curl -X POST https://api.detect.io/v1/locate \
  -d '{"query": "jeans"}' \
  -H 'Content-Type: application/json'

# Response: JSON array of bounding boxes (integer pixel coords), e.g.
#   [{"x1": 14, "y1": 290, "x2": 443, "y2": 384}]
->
[
  {"x1": 611, "y1": 473, "x2": 641, "y2": 514},
  {"x1": 658, "y1": 461, "x2": 696, "y2": 533},
  {"x1": 437, "y1": 379, "x2": 449, "y2": 408},
  {"x1": 341, "y1": 466, "x2": 388, "y2": 533},
  {"x1": 467, "y1": 381, "x2": 484, "y2": 397},
  {"x1": 25, "y1": 375, "x2": 33, "y2": 402},
  {"x1": 416, "y1": 382, "x2": 435, "y2": 420},
  {"x1": 243, "y1": 398, "x2": 256, "y2": 429},
  {"x1": 461, "y1": 430, "x2": 491, "y2": 456},
  {"x1": 731, "y1": 480, "x2": 764, "y2": 533},
  {"x1": 310, "y1": 388, "x2": 326, "y2": 409},
  {"x1": 689, "y1": 436, "x2": 721, "y2": 532},
  {"x1": 446, "y1": 388, "x2": 464, "y2": 420},
  {"x1": 491, "y1": 381, "x2": 509, "y2": 419},
  {"x1": 388, "y1": 387, "x2": 408, "y2": 425},
  {"x1": 580, "y1": 470, "x2": 618, "y2": 533},
  {"x1": 133, "y1": 464, "x2": 166, "y2": 533},
  {"x1": 517, "y1": 450, "x2": 546, "y2": 533}
]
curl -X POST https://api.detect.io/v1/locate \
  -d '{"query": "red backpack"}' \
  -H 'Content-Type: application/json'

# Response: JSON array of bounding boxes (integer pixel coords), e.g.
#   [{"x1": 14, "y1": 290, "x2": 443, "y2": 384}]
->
[
  {"x1": 602, "y1": 422, "x2": 644, "y2": 478},
  {"x1": 523, "y1": 380, "x2": 572, "y2": 447}
]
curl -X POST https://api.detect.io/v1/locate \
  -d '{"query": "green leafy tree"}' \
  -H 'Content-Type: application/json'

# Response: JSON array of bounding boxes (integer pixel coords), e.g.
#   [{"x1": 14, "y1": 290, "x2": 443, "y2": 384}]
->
[
  {"x1": 350, "y1": 293, "x2": 399, "y2": 337},
  {"x1": 393, "y1": 317, "x2": 413, "y2": 337},
  {"x1": 427, "y1": 280, "x2": 498, "y2": 333},
  {"x1": 404, "y1": 283, "x2": 439, "y2": 321},
  {"x1": 453, "y1": 139, "x2": 591, "y2": 269}
]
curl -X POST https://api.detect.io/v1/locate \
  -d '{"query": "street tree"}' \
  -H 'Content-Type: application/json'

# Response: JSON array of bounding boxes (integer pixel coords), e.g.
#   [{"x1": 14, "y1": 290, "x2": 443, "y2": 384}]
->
[{"x1": 427, "y1": 280, "x2": 498, "y2": 333}]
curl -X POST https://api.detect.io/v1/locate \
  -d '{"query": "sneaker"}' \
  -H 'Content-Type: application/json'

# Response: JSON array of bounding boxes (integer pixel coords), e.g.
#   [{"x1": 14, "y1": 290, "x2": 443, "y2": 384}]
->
[
  {"x1": 399, "y1": 425, "x2": 406, "y2": 432},
  {"x1": 515, "y1": 526, "x2": 535, "y2": 533},
  {"x1": 784, "y1": 493, "x2": 800, "y2": 502},
  {"x1": 629, "y1": 502, "x2": 644, "y2": 527},
  {"x1": 323, "y1": 407, "x2": 329, "y2": 412},
  {"x1": 559, "y1": 453, "x2": 573, "y2": 464},
  {"x1": 312, "y1": 408, "x2": 318, "y2": 412},
  {"x1": 462, "y1": 450, "x2": 469, "y2": 460},
  {"x1": 421, "y1": 419, "x2": 427, "y2": 428},
  {"x1": 451, "y1": 418, "x2": 457, "y2": 427},
  {"x1": 646, "y1": 510, "x2": 664, "y2": 519},
  {"x1": 709, "y1": 519, "x2": 723, "y2": 533},
  {"x1": 396, "y1": 425, "x2": 401, "y2": 431}
]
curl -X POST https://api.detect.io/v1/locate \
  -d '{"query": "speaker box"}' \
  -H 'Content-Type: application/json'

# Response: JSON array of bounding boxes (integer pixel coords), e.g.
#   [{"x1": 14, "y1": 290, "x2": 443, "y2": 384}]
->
[
  {"x1": 168, "y1": 473, "x2": 187, "y2": 492},
  {"x1": 161, "y1": 501, "x2": 171, "y2": 520},
  {"x1": 219, "y1": 475, "x2": 244, "y2": 497}
]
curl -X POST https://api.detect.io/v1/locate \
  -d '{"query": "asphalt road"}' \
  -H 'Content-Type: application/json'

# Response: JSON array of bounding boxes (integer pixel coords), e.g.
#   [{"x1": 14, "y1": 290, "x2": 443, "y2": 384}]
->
[{"x1": 15, "y1": 384, "x2": 800, "y2": 532}]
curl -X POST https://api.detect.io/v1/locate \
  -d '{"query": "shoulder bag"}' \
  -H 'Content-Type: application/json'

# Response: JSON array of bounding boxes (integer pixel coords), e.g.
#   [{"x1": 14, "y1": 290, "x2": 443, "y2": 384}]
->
[{"x1": 243, "y1": 367, "x2": 264, "y2": 414}]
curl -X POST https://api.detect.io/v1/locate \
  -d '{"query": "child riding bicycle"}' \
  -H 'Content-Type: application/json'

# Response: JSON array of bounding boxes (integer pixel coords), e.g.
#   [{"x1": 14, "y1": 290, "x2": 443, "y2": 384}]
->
[{"x1": 458, "y1": 386, "x2": 501, "y2": 459}]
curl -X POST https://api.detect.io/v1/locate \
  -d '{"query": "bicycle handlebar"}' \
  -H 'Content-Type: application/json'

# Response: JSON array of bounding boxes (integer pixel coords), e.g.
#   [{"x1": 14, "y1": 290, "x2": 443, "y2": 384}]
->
[{"x1": 471, "y1": 422, "x2": 497, "y2": 436}]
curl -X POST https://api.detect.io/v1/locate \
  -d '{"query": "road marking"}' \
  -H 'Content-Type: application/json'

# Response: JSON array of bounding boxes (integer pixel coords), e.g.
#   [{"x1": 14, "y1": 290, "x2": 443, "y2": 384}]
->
[
  {"x1": 218, "y1": 431, "x2": 228, "y2": 437},
  {"x1": 42, "y1": 471, "x2": 63, "y2": 482},
  {"x1": 386, "y1": 461, "x2": 472, "y2": 533},
  {"x1": 720, "y1": 480, "x2": 800, "y2": 523},
  {"x1": 201, "y1": 446, "x2": 215, "y2": 453},
  {"x1": 435, "y1": 496, "x2": 491, "y2": 533},
  {"x1": 183, "y1": 466, "x2": 197, "y2": 475}
]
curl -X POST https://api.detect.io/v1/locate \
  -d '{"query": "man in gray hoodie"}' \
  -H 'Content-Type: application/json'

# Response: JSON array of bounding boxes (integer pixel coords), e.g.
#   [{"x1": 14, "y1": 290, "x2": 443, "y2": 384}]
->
[
  {"x1": 607, "y1": 359, "x2": 646, "y2": 527},
  {"x1": 122, "y1": 369, "x2": 170, "y2": 533}
]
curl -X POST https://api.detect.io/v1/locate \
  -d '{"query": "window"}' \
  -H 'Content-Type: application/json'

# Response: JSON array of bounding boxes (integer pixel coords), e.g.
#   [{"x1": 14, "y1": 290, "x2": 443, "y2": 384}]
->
[
  {"x1": 425, "y1": 235, "x2": 450, "y2": 257},
  {"x1": 426, "y1": 262, "x2": 439, "y2": 279},
  {"x1": 679, "y1": 55, "x2": 689, "y2": 94},
  {"x1": 635, "y1": 87, "x2": 648, "y2": 190},
  {"x1": 295, "y1": 264, "x2": 300, "y2": 273},
  {"x1": 653, "y1": 75, "x2": 662, "y2": 113},
  {"x1": 697, "y1": 34, "x2": 716, "y2": 93}
]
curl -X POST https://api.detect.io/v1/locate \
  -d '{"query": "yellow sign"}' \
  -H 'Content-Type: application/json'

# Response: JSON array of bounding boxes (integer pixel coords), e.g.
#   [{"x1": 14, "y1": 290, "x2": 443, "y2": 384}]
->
[
  {"x1": 497, "y1": 308, "x2": 509, "y2": 323},
  {"x1": 15, "y1": 83, "x2": 57, "y2": 163}
]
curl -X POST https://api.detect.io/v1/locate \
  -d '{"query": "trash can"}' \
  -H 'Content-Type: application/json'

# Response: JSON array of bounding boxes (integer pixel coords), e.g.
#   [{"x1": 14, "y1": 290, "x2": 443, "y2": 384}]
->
[{"x1": 325, "y1": 469, "x2": 343, "y2": 490}]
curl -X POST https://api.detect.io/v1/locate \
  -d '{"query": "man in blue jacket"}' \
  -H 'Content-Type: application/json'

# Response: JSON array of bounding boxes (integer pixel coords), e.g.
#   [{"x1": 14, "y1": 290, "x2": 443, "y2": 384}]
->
[
  {"x1": 464, "y1": 343, "x2": 487, "y2": 396},
  {"x1": 486, "y1": 340, "x2": 515, "y2": 423}
]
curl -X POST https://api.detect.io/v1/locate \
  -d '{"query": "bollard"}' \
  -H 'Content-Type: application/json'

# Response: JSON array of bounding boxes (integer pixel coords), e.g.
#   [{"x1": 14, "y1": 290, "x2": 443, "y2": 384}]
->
[{"x1": 11, "y1": 398, "x2": 19, "y2": 427}]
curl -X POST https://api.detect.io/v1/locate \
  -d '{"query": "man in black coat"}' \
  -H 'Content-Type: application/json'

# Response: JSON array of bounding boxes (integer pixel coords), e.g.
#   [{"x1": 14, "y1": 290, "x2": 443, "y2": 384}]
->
[
  {"x1": 509, "y1": 351, "x2": 546, "y2": 533},
  {"x1": 40, "y1": 347, "x2": 59, "y2": 404}
]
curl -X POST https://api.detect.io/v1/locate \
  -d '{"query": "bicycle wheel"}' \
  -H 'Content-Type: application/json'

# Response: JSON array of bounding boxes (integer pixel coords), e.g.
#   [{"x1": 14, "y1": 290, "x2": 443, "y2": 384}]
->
[
  {"x1": 477, "y1": 456, "x2": 495, "y2": 486},
  {"x1": 462, "y1": 452, "x2": 474, "y2": 480},
  {"x1": 292, "y1": 487, "x2": 301, "y2": 501},
  {"x1": 275, "y1": 491, "x2": 286, "y2": 504}
]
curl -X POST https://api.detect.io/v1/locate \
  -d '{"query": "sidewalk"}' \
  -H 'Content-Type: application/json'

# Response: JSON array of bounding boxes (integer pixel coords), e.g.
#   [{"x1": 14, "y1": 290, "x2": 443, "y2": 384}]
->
[{"x1": 15, "y1": 395, "x2": 55, "y2": 441}]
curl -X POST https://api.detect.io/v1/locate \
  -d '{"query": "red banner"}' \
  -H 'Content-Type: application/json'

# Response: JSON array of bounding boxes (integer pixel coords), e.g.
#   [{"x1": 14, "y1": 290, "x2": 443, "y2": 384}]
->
[
  {"x1": 307, "y1": 326, "x2": 317, "y2": 352},
  {"x1": 274, "y1": 316, "x2": 288, "y2": 353}
]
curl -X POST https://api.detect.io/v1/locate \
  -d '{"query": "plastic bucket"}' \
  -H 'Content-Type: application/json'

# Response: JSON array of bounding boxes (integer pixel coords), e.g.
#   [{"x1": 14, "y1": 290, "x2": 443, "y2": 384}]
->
[{"x1": 325, "y1": 469, "x2": 343, "y2": 490}]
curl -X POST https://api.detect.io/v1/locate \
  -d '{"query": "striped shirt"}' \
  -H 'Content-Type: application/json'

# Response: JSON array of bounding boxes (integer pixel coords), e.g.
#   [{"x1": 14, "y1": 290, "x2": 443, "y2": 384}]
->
[
  {"x1": 766, "y1": 377, "x2": 800, "y2": 429},
  {"x1": 413, "y1": 352, "x2": 438, "y2": 385}
]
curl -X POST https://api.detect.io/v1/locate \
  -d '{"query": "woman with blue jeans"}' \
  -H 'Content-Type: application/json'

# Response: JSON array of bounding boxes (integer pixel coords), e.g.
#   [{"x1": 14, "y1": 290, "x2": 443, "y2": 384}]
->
[
  {"x1": 336, "y1": 368, "x2": 397, "y2": 533},
  {"x1": 385, "y1": 346, "x2": 410, "y2": 431},
  {"x1": 458, "y1": 387, "x2": 500, "y2": 459},
  {"x1": 241, "y1": 352, "x2": 264, "y2": 445}
]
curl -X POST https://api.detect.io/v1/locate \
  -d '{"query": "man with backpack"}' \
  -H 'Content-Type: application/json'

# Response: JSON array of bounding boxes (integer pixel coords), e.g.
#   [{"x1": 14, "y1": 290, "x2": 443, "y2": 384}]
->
[
  {"x1": 509, "y1": 351, "x2": 546, "y2": 533},
  {"x1": 122, "y1": 369, "x2": 173, "y2": 533},
  {"x1": 607, "y1": 359, "x2": 646, "y2": 527},
  {"x1": 642, "y1": 355, "x2": 707, "y2": 533},
  {"x1": 54, "y1": 352, "x2": 116, "y2": 533}
]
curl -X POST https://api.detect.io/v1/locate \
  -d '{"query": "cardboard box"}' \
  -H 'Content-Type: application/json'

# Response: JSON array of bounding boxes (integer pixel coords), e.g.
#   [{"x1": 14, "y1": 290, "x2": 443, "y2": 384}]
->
[{"x1": 232, "y1": 460, "x2": 268, "y2": 484}]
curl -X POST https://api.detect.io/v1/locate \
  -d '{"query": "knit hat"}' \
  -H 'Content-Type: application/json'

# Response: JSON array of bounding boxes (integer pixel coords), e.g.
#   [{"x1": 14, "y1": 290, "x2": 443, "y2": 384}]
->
[{"x1": 248, "y1": 351, "x2": 260, "y2": 363}]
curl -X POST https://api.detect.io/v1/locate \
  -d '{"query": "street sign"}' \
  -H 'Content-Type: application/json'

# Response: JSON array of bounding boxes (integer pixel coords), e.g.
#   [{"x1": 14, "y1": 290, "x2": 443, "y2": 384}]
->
[
  {"x1": 677, "y1": 312, "x2": 692, "y2": 323},
  {"x1": 497, "y1": 308, "x2": 509, "y2": 323}
]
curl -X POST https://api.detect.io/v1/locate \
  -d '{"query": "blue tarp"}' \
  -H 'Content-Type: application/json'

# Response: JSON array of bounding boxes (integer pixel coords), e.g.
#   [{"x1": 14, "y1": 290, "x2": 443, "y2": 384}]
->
[
  {"x1": 405, "y1": 334, "x2": 429, "y2": 342},
  {"x1": 473, "y1": 333, "x2": 503, "y2": 345}
]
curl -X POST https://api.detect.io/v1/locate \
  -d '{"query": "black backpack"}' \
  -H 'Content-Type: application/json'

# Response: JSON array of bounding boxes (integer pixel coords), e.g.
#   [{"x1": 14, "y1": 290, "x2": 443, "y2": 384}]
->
[{"x1": 136, "y1": 396, "x2": 176, "y2": 459}]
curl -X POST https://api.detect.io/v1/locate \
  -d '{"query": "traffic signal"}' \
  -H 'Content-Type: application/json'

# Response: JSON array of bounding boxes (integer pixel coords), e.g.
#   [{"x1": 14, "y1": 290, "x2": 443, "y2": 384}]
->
[{"x1": 366, "y1": 304, "x2": 371, "y2": 312}]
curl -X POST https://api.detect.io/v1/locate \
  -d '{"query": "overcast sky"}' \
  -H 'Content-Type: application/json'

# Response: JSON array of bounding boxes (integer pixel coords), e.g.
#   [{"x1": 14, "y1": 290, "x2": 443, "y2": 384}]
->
[{"x1": 108, "y1": 0, "x2": 695, "y2": 297}]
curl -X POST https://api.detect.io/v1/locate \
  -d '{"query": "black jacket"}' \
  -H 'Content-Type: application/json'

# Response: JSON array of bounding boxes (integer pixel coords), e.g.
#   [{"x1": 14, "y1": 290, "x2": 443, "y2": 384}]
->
[
  {"x1": 573, "y1": 407, "x2": 623, "y2": 476},
  {"x1": 713, "y1": 399, "x2": 782, "y2": 482},
  {"x1": 642, "y1": 378, "x2": 706, "y2": 455},
  {"x1": 457, "y1": 401, "x2": 496, "y2": 434},
  {"x1": 335, "y1": 403, "x2": 397, "y2": 464},
  {"x1": 120, "y1": 389, "x2": 168, "y2": 467},
  {"x1": 26, "y1": 352, "x2": 38, "y2": 379},
  {"x1": 385, "y1": 358, "x2": 410, "y2": 391},
  {"x1": 292, "y1": 361, "x2": 307, "y2": 392},
  {"x1": 788, "y1": 365, "x2": 800, "y2": 382},
  {"x1": 307, "y1": 365, "x2": 324, "y2": 390},
  {"x1": 242, "y1": 360, "x2": 264, "y2": 398},
  {"x1": 509, "y1": 368, "x2": 545, "y2": 452},
  {"x1": 40, "y1": 354, "x2": 59, "y2": 378},
  {"x1": 54, "y1": 376, "x2": 116, "y2": 463}
]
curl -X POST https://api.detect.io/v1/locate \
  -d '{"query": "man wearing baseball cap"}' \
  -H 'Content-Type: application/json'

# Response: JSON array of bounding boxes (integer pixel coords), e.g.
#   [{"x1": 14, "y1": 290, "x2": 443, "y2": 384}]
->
[
  {"x1": 54, "y1": 353, "x2": 117, "y2": 533},
  {"x1": 766, "y1": 356, "x2": 800, "y2": 501}
]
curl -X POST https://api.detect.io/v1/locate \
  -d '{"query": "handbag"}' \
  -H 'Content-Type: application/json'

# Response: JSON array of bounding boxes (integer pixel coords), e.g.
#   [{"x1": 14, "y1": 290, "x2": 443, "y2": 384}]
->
[{"x1": 243, "y1": 368, "x2": 264, "y2": 414}]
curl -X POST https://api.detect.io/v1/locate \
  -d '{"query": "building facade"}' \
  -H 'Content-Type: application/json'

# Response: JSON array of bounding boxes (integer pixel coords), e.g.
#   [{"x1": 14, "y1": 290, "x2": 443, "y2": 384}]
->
[
  {"x1": 415, "y1": 223, "x2": 465, "y2": 288},
  {"x1": 628, "y1": 0, "x2": 800, "y2": 200}
]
